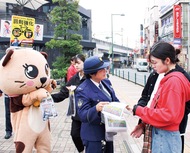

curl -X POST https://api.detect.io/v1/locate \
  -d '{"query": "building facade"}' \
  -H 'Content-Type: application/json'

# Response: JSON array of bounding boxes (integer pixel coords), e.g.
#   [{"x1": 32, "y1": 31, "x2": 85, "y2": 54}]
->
[
  {"x1": 144, "y1": 0, "x2": 190, "y2": 71},
  {"x1": 0, "y1": 1, "x2": 96, "y2": 67}
]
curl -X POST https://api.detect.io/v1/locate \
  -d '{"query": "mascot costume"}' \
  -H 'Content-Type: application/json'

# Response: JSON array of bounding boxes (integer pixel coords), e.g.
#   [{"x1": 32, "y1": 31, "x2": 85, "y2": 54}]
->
[{"x1": 0, "y1": 47, "x2": 57, "y2": 153}]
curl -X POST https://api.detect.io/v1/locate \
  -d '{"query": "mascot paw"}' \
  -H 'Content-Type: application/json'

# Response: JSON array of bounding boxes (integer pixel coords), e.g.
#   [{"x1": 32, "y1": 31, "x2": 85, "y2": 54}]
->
[
  {"x1": 46, "y1": 79, "x2": 57, "y2": 93},
  {"x1": 33, "y1": 100, "x2": 40, "y2": 107},
  {"x1": 51, "y1": 79, "x2": 57, "y2": 89}
]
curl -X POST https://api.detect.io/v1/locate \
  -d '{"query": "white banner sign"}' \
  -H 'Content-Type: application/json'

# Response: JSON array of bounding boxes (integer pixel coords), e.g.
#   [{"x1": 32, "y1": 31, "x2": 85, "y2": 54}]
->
[{"x1": 34, "y1": 24, "x2": 44, "y2": 41}]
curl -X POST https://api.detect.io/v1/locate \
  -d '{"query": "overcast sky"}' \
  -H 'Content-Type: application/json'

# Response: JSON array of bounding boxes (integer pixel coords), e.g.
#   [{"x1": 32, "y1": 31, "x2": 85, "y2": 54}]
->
[{"x1": 79, "y1": 0, "x2": 148, "y2": 48}]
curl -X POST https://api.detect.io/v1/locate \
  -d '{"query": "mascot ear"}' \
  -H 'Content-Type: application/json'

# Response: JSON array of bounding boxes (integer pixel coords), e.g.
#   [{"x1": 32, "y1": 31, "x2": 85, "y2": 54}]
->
[
  {"x1": 40, "y1": 52, "x2": 48, "y2": 59},
  {"x1": 2, "y1": 50, "x2": 14, "y2": 66}
]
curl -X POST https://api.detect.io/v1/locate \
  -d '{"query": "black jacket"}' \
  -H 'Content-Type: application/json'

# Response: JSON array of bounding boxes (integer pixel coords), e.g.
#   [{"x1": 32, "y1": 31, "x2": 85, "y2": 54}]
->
[
  {"x1": 51, "y1": 72, "x2": 86, "y2": 121},
  {"x1": 137, "y1": 64, "x2": 190, "y2": 134},
  {"x1": 137, "y1": 71, "x2": 159, "y2": 107}
]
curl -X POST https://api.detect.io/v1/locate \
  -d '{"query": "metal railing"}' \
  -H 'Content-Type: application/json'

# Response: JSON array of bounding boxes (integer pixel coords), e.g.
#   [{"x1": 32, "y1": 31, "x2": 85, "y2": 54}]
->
[{"x1": 114, "y1": 69, "x2": 148, "y2": 87}]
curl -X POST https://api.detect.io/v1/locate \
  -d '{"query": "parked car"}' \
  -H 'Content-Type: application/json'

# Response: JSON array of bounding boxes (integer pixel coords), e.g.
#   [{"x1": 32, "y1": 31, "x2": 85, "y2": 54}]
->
[{"x1": 136, "y1": 58, "x2": 148, "y2": 72}]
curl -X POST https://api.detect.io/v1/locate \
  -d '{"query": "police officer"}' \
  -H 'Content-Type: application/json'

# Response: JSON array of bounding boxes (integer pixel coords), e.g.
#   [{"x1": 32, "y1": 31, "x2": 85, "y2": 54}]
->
[{"x1": 75, "y1": 56, "x2": 120, "y2": 153}]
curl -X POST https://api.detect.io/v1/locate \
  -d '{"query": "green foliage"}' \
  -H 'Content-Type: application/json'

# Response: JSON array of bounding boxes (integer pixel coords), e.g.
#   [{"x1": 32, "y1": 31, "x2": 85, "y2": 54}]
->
[
  {"x1": 50, "y1": 0, "x2": 81, "y2": 39},
  {"x1": 51, "y1": 57, "x2": 69, "y2": 78},
  {"x1": 46, "y1": 0, "x2": 82, "y2": 79}
]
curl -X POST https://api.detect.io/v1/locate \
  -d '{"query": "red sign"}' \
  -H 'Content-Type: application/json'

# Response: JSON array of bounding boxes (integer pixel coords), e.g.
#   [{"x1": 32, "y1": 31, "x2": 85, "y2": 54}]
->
[{"x1": 173, "y1": 5, "x2": 181, "y2": 39}]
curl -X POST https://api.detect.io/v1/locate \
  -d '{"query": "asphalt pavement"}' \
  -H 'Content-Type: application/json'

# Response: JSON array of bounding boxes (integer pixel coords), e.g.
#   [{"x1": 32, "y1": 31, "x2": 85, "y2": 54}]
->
[{"x1": 0, "y1": 75, "x2": 190, "y2": 152}]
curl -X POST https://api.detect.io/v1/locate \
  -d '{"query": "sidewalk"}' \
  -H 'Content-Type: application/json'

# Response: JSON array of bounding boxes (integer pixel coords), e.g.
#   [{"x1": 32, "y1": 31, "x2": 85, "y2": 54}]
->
[{"x1": 0, "y1": 75, "x2": 190, "y2": 152}]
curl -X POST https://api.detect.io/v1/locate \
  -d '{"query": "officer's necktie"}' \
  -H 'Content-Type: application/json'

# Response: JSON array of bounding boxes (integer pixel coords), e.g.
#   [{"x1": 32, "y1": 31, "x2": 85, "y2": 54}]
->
[{"x1": 99, "y1": 84, "x2": 112, "y2": 101}]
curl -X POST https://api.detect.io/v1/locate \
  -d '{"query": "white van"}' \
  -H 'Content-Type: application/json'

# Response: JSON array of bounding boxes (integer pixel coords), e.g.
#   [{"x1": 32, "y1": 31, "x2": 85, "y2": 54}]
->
[{"x1": 136, "y1": 59, "x2": 148, "y2": 72}]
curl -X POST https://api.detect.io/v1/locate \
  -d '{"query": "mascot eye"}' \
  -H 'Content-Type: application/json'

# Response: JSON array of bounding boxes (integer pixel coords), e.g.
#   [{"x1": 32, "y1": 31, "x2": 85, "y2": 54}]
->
[
  {"x1": 23, "y1": 64, "x2": 39, "y2": 79},
  {"x1": 45, "y1": 63, "x2": 49, "y2": 76}
]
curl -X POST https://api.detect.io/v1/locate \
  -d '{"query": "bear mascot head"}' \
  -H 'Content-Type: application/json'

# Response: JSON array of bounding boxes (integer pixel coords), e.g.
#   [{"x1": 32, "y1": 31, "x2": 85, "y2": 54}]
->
[
  {"x1": 0, "y1": 47, "x2": 55, "y2": 96},
  {"x1": 0, "y1": 47, "x2": 57, "y2": 153}
]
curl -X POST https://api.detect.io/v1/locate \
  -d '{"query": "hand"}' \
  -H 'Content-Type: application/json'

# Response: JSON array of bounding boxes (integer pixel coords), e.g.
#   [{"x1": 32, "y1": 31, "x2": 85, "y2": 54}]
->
[
  {"x1": 66, "y1": 85, "x2": 76, "y2": 91},
  {"x1": 34, "y1": 88, "x2": 49, "y2": 101},
  {"x1": 33, "y1": 90, "x2": 49, "y2": 107},
  {"x1": 26, "y1": 88, "x2": 48, "y2": 107},
  {"x1": 46, "y1": 79, "x2": 57, "y2": 93},
  {"x1": 126, "y1": 105, "x2": 133, "y2": 112},
  {"x1": 96, "y1": 102, "x2": 109, "y2": 112},
  {"x1": 130, "y1": 123, "x2": 144, "y2": 138},
  {"x1": 123, "y1": 106, "x2": 133, "y2": 115}
]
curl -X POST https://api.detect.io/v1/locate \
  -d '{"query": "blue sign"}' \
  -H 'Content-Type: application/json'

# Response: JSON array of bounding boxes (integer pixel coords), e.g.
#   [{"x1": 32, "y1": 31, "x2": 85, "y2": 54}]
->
[{"x1": 173, "y1": 38, "x2": 182, "y2": 45}]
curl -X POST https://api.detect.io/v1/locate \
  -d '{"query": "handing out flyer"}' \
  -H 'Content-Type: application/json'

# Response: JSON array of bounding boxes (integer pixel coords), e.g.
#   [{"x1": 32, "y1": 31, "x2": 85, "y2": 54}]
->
[{"x1": 102, "y1": 102, "x2": 131, "y2": 132}]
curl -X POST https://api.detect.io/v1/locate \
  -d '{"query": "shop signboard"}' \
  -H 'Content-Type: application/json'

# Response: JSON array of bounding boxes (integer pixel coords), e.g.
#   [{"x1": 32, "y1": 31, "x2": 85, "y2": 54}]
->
[{"x1": 173, "y1": 5, "x2": 182, "y2": 39}]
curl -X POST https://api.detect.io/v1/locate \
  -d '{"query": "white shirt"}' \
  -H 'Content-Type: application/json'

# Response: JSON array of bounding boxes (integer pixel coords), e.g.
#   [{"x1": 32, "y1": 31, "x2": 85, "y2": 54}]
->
[
  {"x1": 90, "y1": 79, "x2": 111, "y2": 96},
  {"x1": 147, "y1": 73, "x2": 165, "y2": 107}
]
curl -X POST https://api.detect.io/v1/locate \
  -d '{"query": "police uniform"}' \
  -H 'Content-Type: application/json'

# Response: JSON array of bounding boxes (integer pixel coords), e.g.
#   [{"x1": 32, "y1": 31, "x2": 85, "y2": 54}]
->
[{"x1": 76, "y1": 78, "x2": 119, "y2": 153}]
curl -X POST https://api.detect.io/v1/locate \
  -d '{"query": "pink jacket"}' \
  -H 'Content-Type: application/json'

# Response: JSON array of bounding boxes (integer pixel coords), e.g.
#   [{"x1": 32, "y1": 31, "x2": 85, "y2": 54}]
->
[{"x1": 67, "y1": 65, "x2": 77, "y2": 82}]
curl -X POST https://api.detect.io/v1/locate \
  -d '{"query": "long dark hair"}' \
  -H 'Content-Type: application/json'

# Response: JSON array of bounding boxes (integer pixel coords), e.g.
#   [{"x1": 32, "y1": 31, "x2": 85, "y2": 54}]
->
[
  {"x1": 149, "y1": 41, "x2": 180, "y2": 64},
  {"x1": 75, "y1": 54, "x2": 85, "y2": 62}
]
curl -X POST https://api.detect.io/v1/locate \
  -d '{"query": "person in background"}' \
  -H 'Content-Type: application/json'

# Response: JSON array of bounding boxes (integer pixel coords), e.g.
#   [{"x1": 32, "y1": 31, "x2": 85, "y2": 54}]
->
[
  {"x1": 0, "y1": 90, "x2": 12, "y2": 139},
  {"x1": 66, "y1": 56, "x2": 77, "y2": 82},
  {"x1": 52, "y1": 54, "x2": 86, "y2": 153},
  {"x1": 11, "y1": 37, "x2": 21, "y2": 46},
  {"x1": 102, "y1": 54, "x2": 110, "y2": 78},
  {"x1": 131, "y1": 47, "x2": 190, "y2": 153},
  {"x1": 127, "y1": 41, "x2": 190, "y2": 153},
  {"x1": 4, "y1": 94, "x2": 12, "y2": 139},
  {"x1": 75, "y1": 56, "x2": 120, "y2": 153}
]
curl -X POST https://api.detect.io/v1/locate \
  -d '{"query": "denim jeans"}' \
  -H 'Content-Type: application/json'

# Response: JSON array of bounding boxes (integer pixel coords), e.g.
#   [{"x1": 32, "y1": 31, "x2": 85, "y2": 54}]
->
[{"x1": 152, "y1": 127, "x2": 181, "y2": 153}]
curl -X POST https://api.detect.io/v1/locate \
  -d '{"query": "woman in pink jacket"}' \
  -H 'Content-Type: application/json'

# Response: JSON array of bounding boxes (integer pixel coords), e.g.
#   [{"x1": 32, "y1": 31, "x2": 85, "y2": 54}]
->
[{"x1": 128, "y1": 41, "x2": 190, "y2": 153}]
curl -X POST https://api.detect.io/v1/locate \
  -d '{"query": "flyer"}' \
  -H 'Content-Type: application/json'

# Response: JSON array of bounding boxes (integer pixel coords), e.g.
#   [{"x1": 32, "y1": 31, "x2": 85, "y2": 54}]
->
[
  {"x1": 66, "y1": 85, "x2": 76, "y2": 116},
  {"x1": 104, "y1": 115, "x2": 127, "y2": 132},
  {"x1": 67, "y1": 90, "x2": 76, "y2": 116},
  {"x1": 102, "y1": 102, "x2": 130, "y2": 119},
  {"x1": 40, "y1": 96, "x2": 58, "y2": 121},
  {"x1": 102, "y1": 102, "x2": 129, "y2": 132}
]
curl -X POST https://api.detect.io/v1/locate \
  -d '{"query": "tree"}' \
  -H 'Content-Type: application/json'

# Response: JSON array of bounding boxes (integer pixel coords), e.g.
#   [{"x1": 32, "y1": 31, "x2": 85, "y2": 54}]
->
[{"x1": 46, "y1": 0, "x2": 82, "y2": 79}]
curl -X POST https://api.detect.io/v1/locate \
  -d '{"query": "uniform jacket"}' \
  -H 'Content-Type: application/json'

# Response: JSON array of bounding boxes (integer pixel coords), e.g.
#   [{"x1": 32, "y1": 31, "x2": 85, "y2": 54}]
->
[
  {"x1": 135, "y1": 71, "x2": 190, "y2": 131},
  {"x1": 75, "y1": 78, "x2": 119, "y2": 141},
  {"x1": 52, "y1": 72, "x2": 86, "y2": 121},
  {"x1": 137, "y1": 64, "x2": 190, "y2": 133}
]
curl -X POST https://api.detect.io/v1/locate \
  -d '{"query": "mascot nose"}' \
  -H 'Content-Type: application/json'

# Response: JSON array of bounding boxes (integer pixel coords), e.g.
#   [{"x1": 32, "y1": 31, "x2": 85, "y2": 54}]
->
[{"x1": 40, "y1": 77, "x2": 47, "y2": 84}]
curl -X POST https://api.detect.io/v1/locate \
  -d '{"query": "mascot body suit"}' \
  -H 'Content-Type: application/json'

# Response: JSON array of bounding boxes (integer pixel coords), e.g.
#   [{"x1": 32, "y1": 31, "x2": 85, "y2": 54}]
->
[{"x1": 0, "y1": 48, "x2": 57, "y2": 153}]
